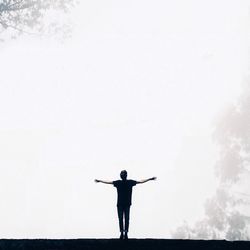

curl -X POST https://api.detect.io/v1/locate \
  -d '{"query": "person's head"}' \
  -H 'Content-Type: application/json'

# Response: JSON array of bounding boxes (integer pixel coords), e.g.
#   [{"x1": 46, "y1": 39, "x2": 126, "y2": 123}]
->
[{"x1": 120, "y1": 170, "x2": 127, "y2": 180}]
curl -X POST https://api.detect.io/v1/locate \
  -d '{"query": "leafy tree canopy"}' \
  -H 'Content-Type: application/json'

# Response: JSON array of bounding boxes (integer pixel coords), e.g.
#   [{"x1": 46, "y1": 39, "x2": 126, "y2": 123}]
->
[
  {"x1": 172, "y1": 82, "x2": 250, "y2": 240},
  {"x1": 0, "y1": 0, "x2": 76, "y2": 40}
]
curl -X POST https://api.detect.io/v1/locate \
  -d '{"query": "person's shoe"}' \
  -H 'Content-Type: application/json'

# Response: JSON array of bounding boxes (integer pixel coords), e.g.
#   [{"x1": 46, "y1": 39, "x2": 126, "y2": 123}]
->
[
  {"x1": 124, "y1": 232, "x2": 128, "y2": 240},
  {"x1": 119, "y1": 232, "x2": 124, "y2": 240}
]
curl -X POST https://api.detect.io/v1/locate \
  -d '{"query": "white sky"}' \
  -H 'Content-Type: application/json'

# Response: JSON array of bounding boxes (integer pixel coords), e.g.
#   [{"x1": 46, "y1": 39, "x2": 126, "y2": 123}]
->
[{"x1": 0, "y1": 0, "x2": 249, "y2": 238}]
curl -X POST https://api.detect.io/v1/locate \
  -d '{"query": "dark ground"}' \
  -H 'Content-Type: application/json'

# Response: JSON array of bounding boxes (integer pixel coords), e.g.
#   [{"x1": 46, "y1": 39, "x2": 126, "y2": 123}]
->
[{"x1": 0, "y1": 239, "x2": 249, "y2": 250}]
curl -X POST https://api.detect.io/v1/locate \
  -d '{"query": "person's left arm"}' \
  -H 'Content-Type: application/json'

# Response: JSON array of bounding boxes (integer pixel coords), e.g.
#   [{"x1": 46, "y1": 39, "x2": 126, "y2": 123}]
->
[{"x1": 136, "y1": 177, "x2": 157, "y2": 184}]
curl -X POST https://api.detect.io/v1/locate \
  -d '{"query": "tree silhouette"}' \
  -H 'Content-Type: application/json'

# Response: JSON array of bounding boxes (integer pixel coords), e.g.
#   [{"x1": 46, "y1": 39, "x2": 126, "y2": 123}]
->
[
  {"x1": 0, "y1": 0, "x2": 76, "y2": 40},
  {"x1": 172, "y1": 82, "x2": 250, "y2": 240}
]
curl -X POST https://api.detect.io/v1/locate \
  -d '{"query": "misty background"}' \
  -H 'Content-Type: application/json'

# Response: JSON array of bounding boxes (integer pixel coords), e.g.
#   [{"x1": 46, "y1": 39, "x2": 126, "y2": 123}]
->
[{"x1": 0, "y1": 0, "x2": 249, "y2": 239}]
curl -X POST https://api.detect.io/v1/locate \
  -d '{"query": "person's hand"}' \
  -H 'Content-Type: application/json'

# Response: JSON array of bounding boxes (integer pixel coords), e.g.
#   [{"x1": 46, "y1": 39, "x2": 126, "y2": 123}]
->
[
  {"x1": 151, "y1": 177, "x2": 157, "y2": 181},
  {"x1": 95, "y1": 179, "x2": 100, "y2": 183}
]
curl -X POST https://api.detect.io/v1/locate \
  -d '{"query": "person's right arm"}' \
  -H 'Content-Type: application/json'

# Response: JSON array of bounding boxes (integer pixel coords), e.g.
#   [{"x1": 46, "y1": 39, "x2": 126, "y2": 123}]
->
[{"x1": 95, "y1": 179, "x2": 113, "y2": 184}]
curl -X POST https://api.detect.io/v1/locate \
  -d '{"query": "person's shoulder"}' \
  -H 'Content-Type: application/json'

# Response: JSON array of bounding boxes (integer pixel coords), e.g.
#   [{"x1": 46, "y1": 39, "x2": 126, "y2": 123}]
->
[
  {"x1": 113, "y1": 180, "x2": 121, "y2": 186},
  {"x1": 128, "y1": 179, "x2": 137, "y2": 185}
]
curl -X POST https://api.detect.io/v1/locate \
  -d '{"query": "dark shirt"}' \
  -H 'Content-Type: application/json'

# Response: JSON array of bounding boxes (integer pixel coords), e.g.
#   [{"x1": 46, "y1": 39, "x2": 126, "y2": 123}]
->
[{"x1": 113, "y1": 179, "x2": 137, "y2": 206}]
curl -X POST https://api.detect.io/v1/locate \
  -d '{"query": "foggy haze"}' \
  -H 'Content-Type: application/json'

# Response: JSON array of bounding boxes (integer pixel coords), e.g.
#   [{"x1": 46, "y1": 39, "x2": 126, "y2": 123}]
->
[{"x1": 0, "y1": 0, "x2": 249, "y2": 239}]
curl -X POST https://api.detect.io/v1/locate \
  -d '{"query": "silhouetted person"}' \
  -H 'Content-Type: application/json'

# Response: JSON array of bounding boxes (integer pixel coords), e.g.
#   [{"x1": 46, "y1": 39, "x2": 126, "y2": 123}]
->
[{"x1": 95, "y1": 170, "x2": 156, "y2": 239}]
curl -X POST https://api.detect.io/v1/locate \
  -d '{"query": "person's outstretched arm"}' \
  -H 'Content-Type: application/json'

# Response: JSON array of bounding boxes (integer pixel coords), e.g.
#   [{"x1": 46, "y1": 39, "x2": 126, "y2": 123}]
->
[
  {"x1": 136, "y1": 177, "x2": 157, "y2": 184},
  {"x1": 95, "y1": 179, "x2": 113, "y2": 184}
]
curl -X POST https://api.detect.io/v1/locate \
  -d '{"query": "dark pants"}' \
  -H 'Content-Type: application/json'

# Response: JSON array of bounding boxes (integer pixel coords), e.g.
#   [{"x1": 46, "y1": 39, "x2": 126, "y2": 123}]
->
[{"x1": 117, "y1": 205, "x2": 130, "y2": 232}]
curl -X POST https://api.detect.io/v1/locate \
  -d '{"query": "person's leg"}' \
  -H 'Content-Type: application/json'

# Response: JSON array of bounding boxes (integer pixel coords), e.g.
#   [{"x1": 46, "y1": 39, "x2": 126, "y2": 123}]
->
[
  {"x1": 117, "y1": 206, "x2": 124, "y2": 239},
  {"x1": 124, "y1": 206, "x2": 130, "y2": 239}
]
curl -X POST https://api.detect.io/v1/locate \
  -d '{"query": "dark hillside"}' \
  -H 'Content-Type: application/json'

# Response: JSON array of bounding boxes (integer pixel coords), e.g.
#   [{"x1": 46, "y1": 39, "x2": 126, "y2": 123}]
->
[{"x1": 0, "y1": 239, "x2": 249, "y2": 250}]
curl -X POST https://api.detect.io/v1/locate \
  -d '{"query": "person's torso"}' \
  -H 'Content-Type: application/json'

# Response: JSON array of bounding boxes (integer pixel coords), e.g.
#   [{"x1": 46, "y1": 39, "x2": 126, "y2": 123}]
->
[{"x1": 114, "y1": 180, "x2": 136, "y2": 206}]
